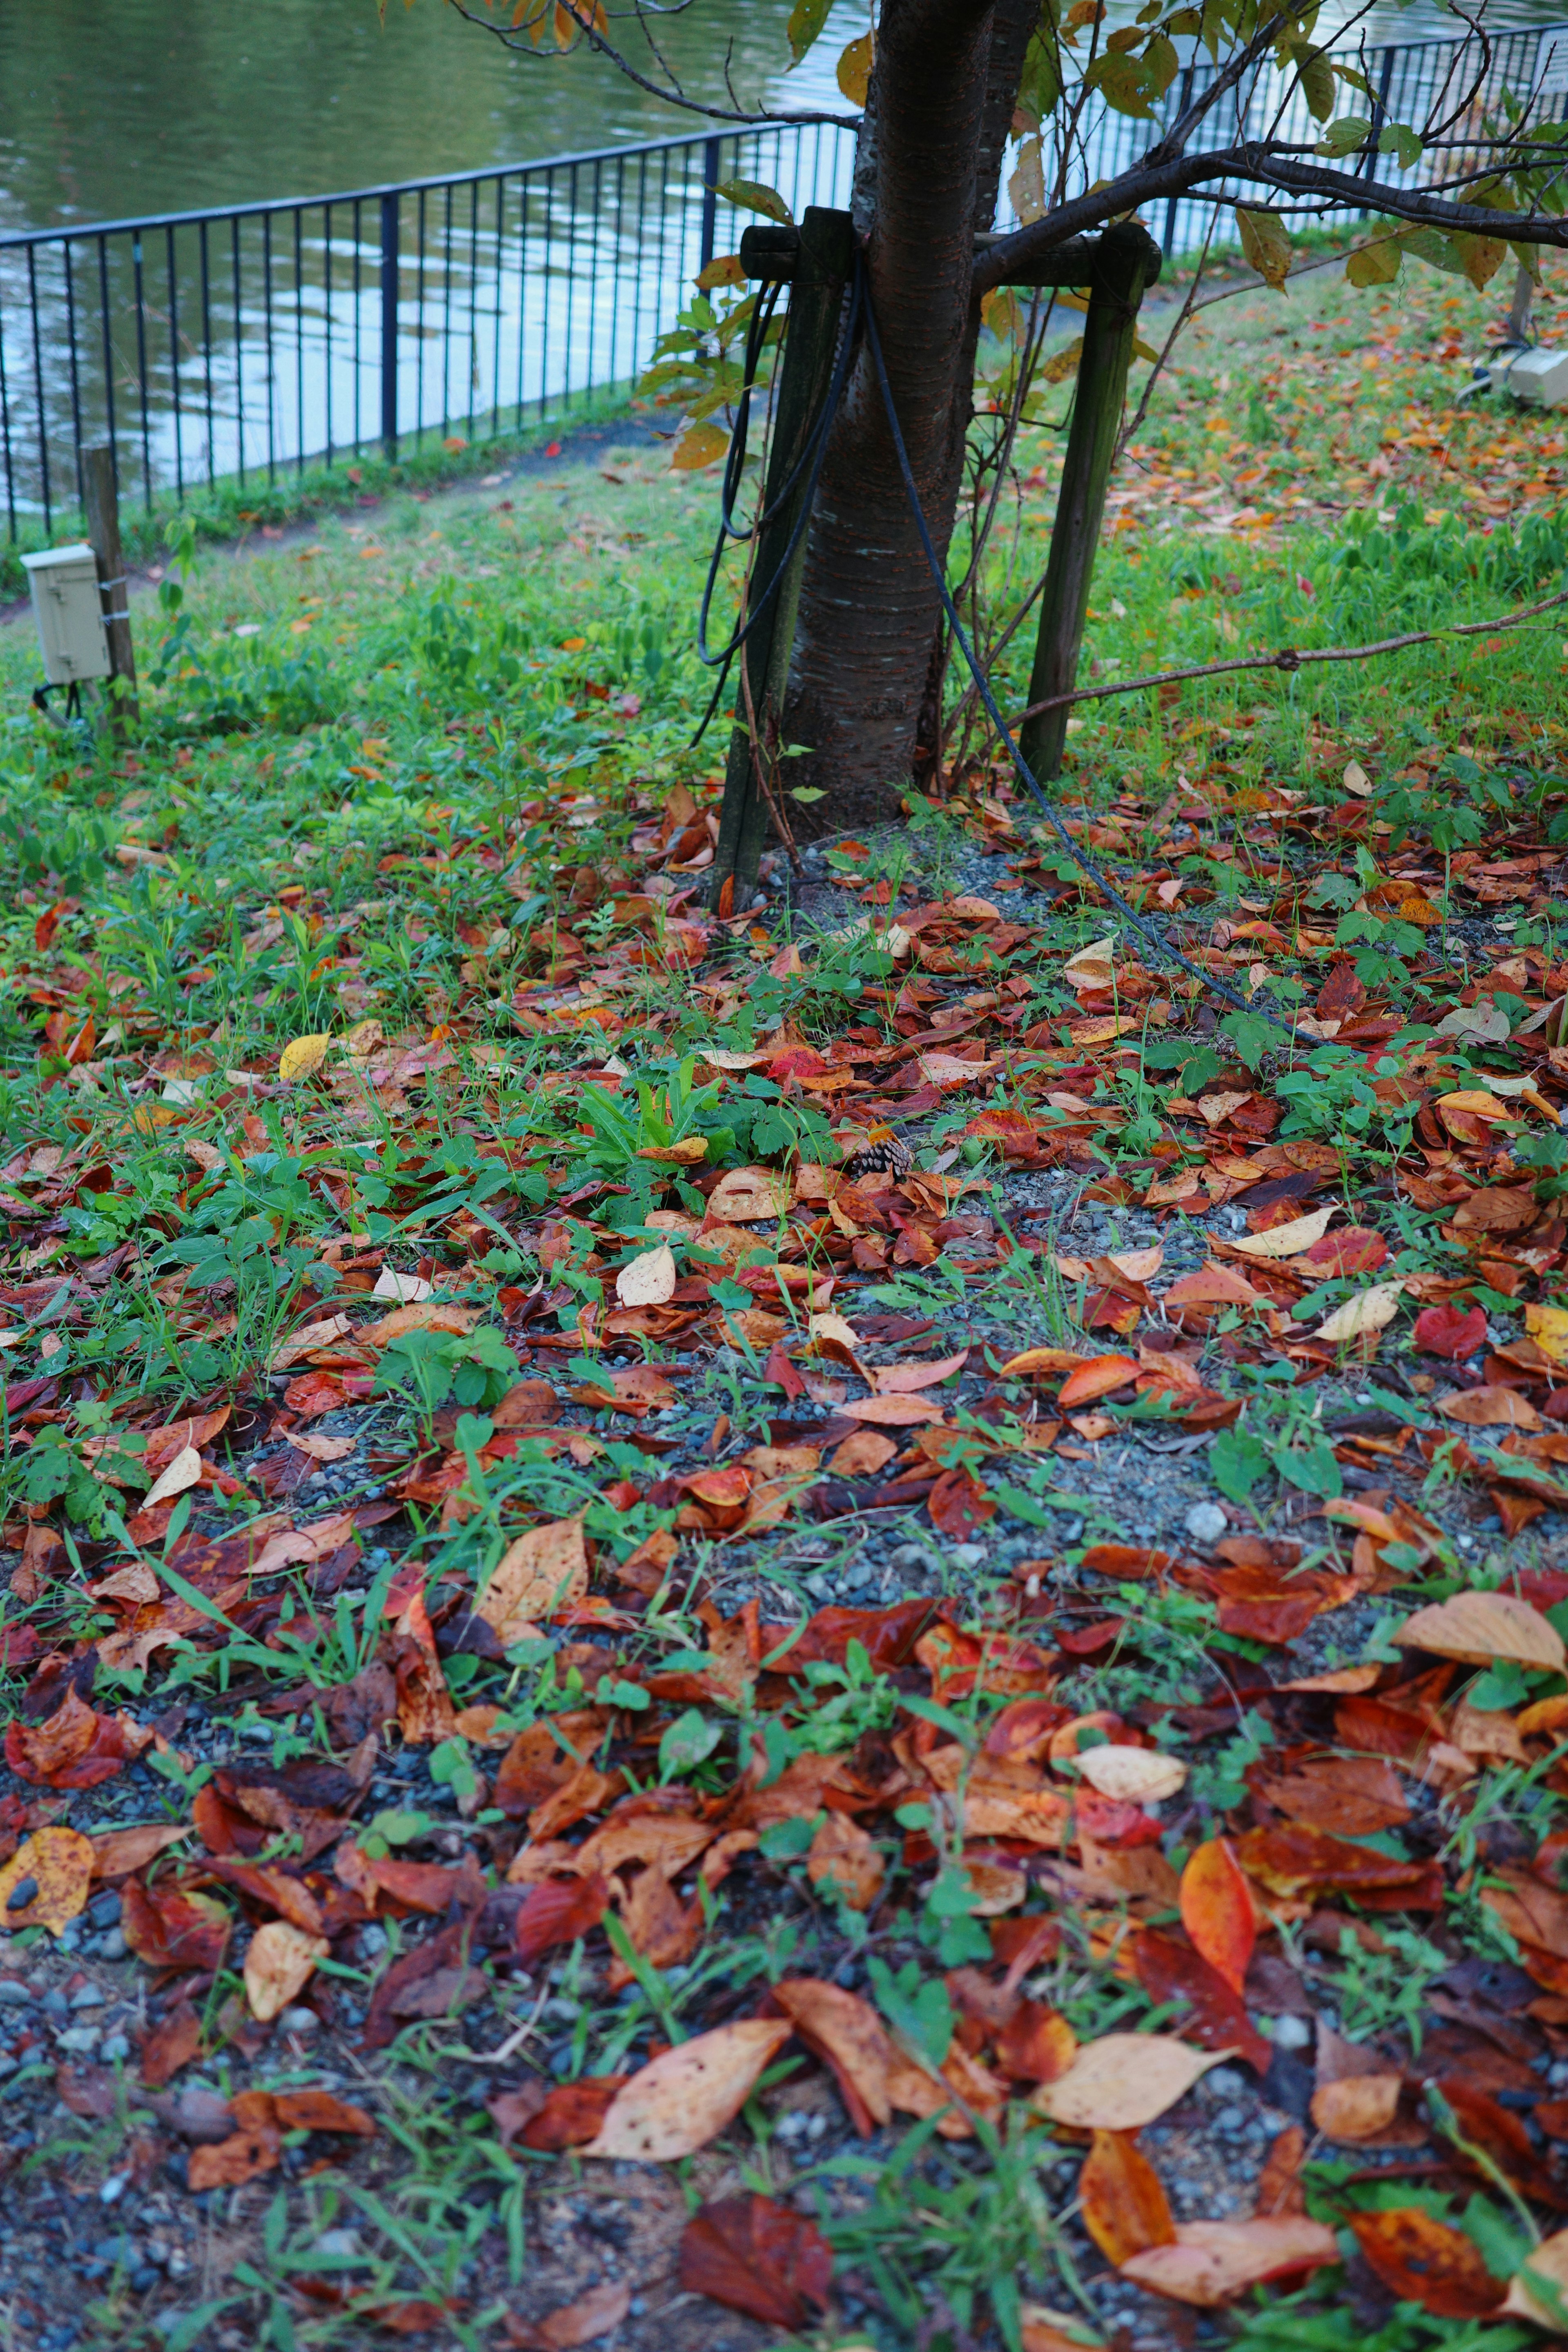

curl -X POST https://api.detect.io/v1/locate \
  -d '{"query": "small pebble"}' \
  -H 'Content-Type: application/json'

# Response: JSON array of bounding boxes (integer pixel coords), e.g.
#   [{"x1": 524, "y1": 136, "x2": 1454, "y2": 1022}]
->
[
  {"x1": 1184, "y1": 1501, "x2": 1228, "y2": 1547},
  {"x1": 1271, "y1": 2014, "x2": 1312, "y2": 2050}
]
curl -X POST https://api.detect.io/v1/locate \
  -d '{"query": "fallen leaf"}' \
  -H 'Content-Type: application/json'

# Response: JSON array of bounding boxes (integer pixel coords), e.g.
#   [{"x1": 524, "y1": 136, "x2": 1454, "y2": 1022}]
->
[
  {"x1": 1180, "y1": 1839, "x2": 1256, "y2": 1997},
  {"x1": 1414, "y1": 1301, "x2": 1489, "y2": 1359},
  {"x1": 1504, "y1": 2228, "x2": 1568, "y2": 2327},
  {"x1": 582, "y1": 2018, "x2": 794, "y2": 2161},
  {"x1": 1316, "y1": 1282, "x2": 1405, "y2": 1343},
  {"x1": 677, "y1": 2194, "x2": 833, "y2": 2329},
  {"x1": 278, "y1": 1031, "x2": 332, "y2": 1084},
  {"x1": 1079, "y1": 2129, "x2": 1176, "y2": 2266},
  {"x1": 140, "y1": 2000, "x2": 205, "y2": 2089},
  {"x1": 1035, "y1": 2034, "x2": 1221, "y2": 2130},
  {"x1": 0, "y1": 1827, "x2": 94, "y2": 1934},
  {"x1": 1074, "y1": 1746, "x2": 1187, "y2": 1804},
  {"x1": 187, "y1": 2089, "x2": 282, "y2": 2189},
  {"x1": 614, "y1": 1242, "x2": 677, "y2": 1308},
  {"x1": 1311, "y1": 2074, "x2": 1403, "y2": 2142},
  {"x1": 837, "y1": 1393, "x2": 948, "y2": 1426},
  {"x1": 142, "y1": 1442, "x2": 204, "y2": 1510},
  {"x1": 806, "y1": 1811, "x2": 885, "y2": 1910},
  {"x1": 1229, "y1": 1206, "x2": 1337, "y2": 1258},
  {"x1": 1120, "y1": 2217, "x2": 1341, "y2": 2305},
  {"x1": 1437, "y1": 1384, "x2": 1544, "y2": 1429},
  {"x1": 1058, "y1": 1355, "x2": 1140, "y2": 1409},
  {"x1": 514, "y1": 1874, "x2": 612, "y2": 1965},
  {"x1": 1398, "y1": 1592, "x2": 1565, "y2": 1672},
  {"x1": 506, "y1": 2281, "x2": 633, "y2": 2350},
  {"x1": 1354, "y1": 2207, "x2": 1507, "y2": 2318},
  {"x1": 477, "y1": 1517, "x2": 590, "y2": 1642},
  {"x1": 705, "y1": 1167, "x2": 791, "y2": 1223},
  {"x1": 245, "y1": 1920, "x2": 330, "y2": 2022}
]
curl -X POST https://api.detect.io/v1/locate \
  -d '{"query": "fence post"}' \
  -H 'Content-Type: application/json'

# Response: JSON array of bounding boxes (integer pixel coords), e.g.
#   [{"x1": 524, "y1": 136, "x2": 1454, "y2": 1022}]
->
[
  {"x1": 379, "y1": 192, "x2": 400, "y2": 459},
  {"x1": 1018, "y1": 222, "x2": 1160, "y2": 786},
  {"x1": 709, "y1": 205, "x2": 854, "y2": 915},
  {"x1": 699, "y1": 135, "x2": 722, "y2": 273},
  {"x1": 1162, "y1": 67, "x2": 1194, "y2": 256},
  {"x1": 82, "y1": 443, "x2": 138, "y2": 735}
]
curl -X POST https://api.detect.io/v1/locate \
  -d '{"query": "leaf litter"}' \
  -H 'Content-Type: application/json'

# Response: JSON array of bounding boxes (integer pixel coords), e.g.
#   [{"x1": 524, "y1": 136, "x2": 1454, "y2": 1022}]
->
[{"x1": 5, "y1": 259, "x2": 1568, "y2": 2350}]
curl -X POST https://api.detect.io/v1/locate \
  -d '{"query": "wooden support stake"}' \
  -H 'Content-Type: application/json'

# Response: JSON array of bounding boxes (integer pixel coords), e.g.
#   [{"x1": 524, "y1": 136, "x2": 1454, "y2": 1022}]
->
[
  {"x1": 709, "y1": 205, "x2": 854, "y2": 915},
  {"x1": 1018, "y1": 221, "x2": 1160, "y2": 784},
  {"x1": 82, "y1": 444, "x2": 138, "y2": 733}
]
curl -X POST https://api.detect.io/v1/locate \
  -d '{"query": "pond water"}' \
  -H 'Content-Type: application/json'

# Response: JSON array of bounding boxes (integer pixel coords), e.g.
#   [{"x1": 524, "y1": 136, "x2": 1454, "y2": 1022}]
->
[{"x1": 2, "y1": 0, "x2": 1562, "y2": 234}]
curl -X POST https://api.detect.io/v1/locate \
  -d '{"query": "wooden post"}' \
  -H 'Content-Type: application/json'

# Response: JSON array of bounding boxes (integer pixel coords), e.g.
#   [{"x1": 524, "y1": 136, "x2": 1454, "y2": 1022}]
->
[
  {"x1": 709, "y1": 205, "x2": 855, "y2": 916},
  {"x1": 1018, "y1": 221, "x2": 1160, "y2": 783},
  {"x1": 82, "y1": 444, "x2": 138, "y2": 733}
]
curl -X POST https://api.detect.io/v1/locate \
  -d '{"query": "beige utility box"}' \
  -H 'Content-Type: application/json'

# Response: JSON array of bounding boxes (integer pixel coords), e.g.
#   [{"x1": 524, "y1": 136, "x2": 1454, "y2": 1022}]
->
[{"x1": 20, "y1": 544, "x2": 110, "y2": 685}]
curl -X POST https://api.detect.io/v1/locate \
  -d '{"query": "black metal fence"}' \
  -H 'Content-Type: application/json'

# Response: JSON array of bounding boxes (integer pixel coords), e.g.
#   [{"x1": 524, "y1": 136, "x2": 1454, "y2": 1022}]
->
[{"x1": 0, "y1": 18, "x2": 1564, "y2": 538}]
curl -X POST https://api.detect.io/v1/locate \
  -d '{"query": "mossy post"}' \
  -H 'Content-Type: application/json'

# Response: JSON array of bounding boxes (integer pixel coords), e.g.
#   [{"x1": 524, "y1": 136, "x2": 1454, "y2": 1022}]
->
[
  {"x1": 82, "y1": 444, "x2": 138, "y2": 735},
  {"x1": 1017, "y1": 221, "x2": 1160, "y2": 783},
  {"x1": 710, "y1": 206, "x2": 855, "y2": 917}
]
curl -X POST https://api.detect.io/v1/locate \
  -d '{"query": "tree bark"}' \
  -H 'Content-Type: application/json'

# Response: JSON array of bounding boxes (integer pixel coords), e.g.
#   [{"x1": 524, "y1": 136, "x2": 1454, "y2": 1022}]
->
[{"x1": 779, "y1": 0, "x2": 999, "y2": 835}]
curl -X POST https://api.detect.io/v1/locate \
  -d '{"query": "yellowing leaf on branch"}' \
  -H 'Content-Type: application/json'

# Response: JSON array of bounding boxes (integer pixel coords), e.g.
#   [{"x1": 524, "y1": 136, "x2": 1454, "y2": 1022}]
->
[
  {"x1": 713, "y1": 178, "x2": 792, "y2": 225},
  {"x1": 1237, "y1": 208, "x2": 1294, "y2": 291},
  {"x1": 836, "y1": 30, "x2": 873, "y2": 104},
  {"x1": 671, "y1": 422, "x2": 731, "y2": 473}
]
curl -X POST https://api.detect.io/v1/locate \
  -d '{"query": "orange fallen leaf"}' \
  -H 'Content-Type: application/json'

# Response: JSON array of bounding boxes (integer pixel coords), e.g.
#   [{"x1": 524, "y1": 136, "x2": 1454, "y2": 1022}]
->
[
  {"x1": 1079, "y1": 2129, "x2": 1176, "y2": 2266},
  {"x1": 244, "y1": 1921, "x2": 330, "y2": 2022},
  {"x1": 1180, "y1": 1839, "x2": 1256, "y2": 1997}
]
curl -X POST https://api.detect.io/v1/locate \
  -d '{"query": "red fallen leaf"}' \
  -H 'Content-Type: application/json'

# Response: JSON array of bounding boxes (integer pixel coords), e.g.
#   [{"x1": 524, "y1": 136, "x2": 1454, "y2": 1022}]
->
[
  {"x1": 122, "y1": 1878, "x2": 232, "y2": 1973},
  {"x1": 1235, "y1": 1822, "x2": 1440, "y2": 1904},
  {"x1": 283, "y1": 1372, "x2": 352, "y2": 1419},
  {"x1": 758, "y1": 1596, "x2": 937, "y2": 1674},
  {"x1": 1180, "y1": 1838, "x2": 1256, "y2": 1995},
  {"x1": 1414, "y1": 1301, "x2": 1488, "y2": 1360},
  {"x1": 1438, "y1": 2076, "x2": 1568, "y2": 2207},
  {"x1": 514, "y1": 1873, "x2": 612, "y2": 1965},
  {"x1": 1056, "y1": 1617, "x2": 1127, "y2": 1657},
  {"x1": 763, "y1": 1341, "x2": 805, "y2": 1403},
  {"x1": 985, "y1": 1696, "x2": 1074, "y2": 1761},
  {"x1": 1134, "y1": 1929, "x2": 1273, "y2": 2074},
  {"x1": 677, "y1": 2194, "x2": 833, "y2": 2329},
  {"x1": 518, "y1": 2077, "x2": 628, "y2": 2152},
  {"x1": 1299, "y1": 1227, "x2": 1388, "y2": 1276},
  {"x1": 140, "y1": 1999, "x2": 205, "y2": 2088},
  {"x1": 272, "y1": 2088, "x2": 376, "y2": 2136},
  {"x1": 1058, "y1": 1355, "x2": 1139, "y2": 1410},
  {"x1": 361, "y1": 1910, "x2": 483, "y2": 2051},
  {"x1": 928, "y1": 1466, "x2": 996, "y2": 1540},
  {"x1": 57, "y1": 2062, "x2": 118, "y2": 2119},
  {"x1": 1350, "y1": 2208, "x2": 1506, "y2": 2317},
  {"x1": 996, "y1": 1999, "x2": 1078, "y2": 2085},
  {"x1": 1080, "y1": 1544, "x2": 1172, "y2": 1580},
  {"x1": 4, "y1": 1687, "x2": 149, "y2": 1789},
  {"x1": 487, "y1": 2079, "x2": 551, "y2": 2145},
  {"x1": 1078, "y1": 1790, "x2": 1165, "y2": 1848}
]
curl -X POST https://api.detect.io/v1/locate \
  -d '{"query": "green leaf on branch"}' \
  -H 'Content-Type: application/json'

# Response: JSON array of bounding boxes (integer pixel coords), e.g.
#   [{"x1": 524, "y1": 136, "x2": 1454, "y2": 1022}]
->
[
  {"x1": 1316, "y1": 114, "x2": 1372, "y2": 156},
  {"x1": 713, "y1": 179, "x2": 793, "y2": 225},
  {"x1": 784, "y1": 0, "x2": 830, "y2": 67}
]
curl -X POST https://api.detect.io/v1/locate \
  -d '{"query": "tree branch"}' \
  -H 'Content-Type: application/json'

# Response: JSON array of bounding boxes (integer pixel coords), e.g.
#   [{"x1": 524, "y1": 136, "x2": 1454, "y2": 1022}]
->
[{"x1": 973, "y1": 140, "x2": 1568, "y2": 290}]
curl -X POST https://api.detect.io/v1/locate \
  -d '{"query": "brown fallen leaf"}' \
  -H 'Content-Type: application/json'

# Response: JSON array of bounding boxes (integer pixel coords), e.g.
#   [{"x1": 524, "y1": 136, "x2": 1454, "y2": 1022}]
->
[
  {"x1": 582, "y1": 2018, "x2": 794, "y2": 2161},
  {"x1": 1311, "y1": 2073, "x2": 1403, "y2": 2143},
  {"x1": 806, "y1": 1811, "x2": 885, "y2": 1911},
  {"x1": 1398, "y1": 1591, "x2": 1565, "y2": 1672},
  {"x1": 505, "y1": 2281, "x2": 633, "y2": 2350},
  {"x1": 1437, "y1": 1385, "x2": 1544, "y2": 1430},
  {"x1": 477, "y1": 1517, "x2": 590, "y2": 1642},
  {"x1": 187, "y1": 2089, "x2": 283, "y2": 2190},
  {"x1": 1120, "y1": 2217, "x2": 1341, "y2": 2305},
  {"x1": 1079, "y1": 2129, "x2": 1176, "y2": 2267},
  {"x1": 140, "y1": 2000, "x2": 205, "y2": 2089}
]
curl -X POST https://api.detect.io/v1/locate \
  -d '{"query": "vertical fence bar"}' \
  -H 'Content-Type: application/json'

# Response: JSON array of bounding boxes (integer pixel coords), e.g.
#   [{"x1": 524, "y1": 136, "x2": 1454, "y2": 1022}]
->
[
  {"x1": 167, "y1": 223, "x2": 184, "y2": 499},
  {"x1": 323, "y1": 203, "x2": 334, "y2": 467},
  {"x1": 200, "y1": 220, "x2": 215, "y2": 488},
  {"x1": 380, "y1": 189, "x2": 399, "y2": 458},
  {"x1": 294, "y1": 205, "x2": 306, "y2": 476},
  {"x1": 1163, "y1": 66, "x2": 1195, "y2": 253},
  {"x1": 699, "y1": 132, "x2": 721, "y2": 272},
  {"x1": 231, "y1": 213, "x2": 245, "y2": 485},
  {"x1": 262, "y1": 211, "x2": 277, "y2": 480},
  {"x1": 131, "y1": 232, "x2": 153, "y2": 509},
  {"x1": 0, "y1": 297, "x2": 16, "y2": 541},
  {"x1": 63, "y1": 240, "x2": 84, "y2": 514},
  {"x1": 27, "y1": 246, "x2": 51, "y2": 532}
]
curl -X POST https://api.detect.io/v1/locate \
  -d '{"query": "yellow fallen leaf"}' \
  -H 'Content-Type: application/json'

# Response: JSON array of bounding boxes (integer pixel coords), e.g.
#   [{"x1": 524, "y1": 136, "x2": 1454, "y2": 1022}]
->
[
  {"x1": 1526, "y1": 1303, "x2": 1568, "y2": 1365},
  {"x1": 1120, "y1": 2218, "x2": 1340, "y2": 2306},
  {"x1": 1316, "y1": 1281, "x2": 1405, "y2": 1343},
  {"x1": 1063, "y1": 933, "x2": 1117, "y2": 991},
  {"x1": 1229, "y1": 1206, "x2": 1337, "y2": 1259},
  {"x1": 142, "y1": 1443, "x2": 203, "y2": 1510},
  {"x1": 0, "y1": 1828, "x2": 94, "y2": 1934},
  {"x1": 614, "y1": 1241, "x2": 677, "y2": 1308},
  {"x1": 705, "y1": 1166, "x2": 791, "y2": 1223},
  {"x1": 1310, "y1": 2074, "x2": 1402, "y2": 2142},
  {"x1": 278, "y1": 1032, "x2": 332, "y2": 1084},
  {"x1": 245, "y1": 1920, "x2": 330, "y2": 2022},
  {"x1": 1504, "y1": 2228, "x2": 1568, "y2": 2326}
]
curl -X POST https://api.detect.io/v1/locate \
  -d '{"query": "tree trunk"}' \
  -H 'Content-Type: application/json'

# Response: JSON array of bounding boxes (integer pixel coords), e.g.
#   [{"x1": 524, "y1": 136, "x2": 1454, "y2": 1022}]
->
[{"x1": 779, "y1": 0, "x2": 1002, "y2": 836}]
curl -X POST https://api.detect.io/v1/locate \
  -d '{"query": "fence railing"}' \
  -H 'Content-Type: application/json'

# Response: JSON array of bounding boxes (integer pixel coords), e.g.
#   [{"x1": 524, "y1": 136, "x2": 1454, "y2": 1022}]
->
[{"x1": 1, "y1": 19, "x2": 1564, "y2": 539}]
